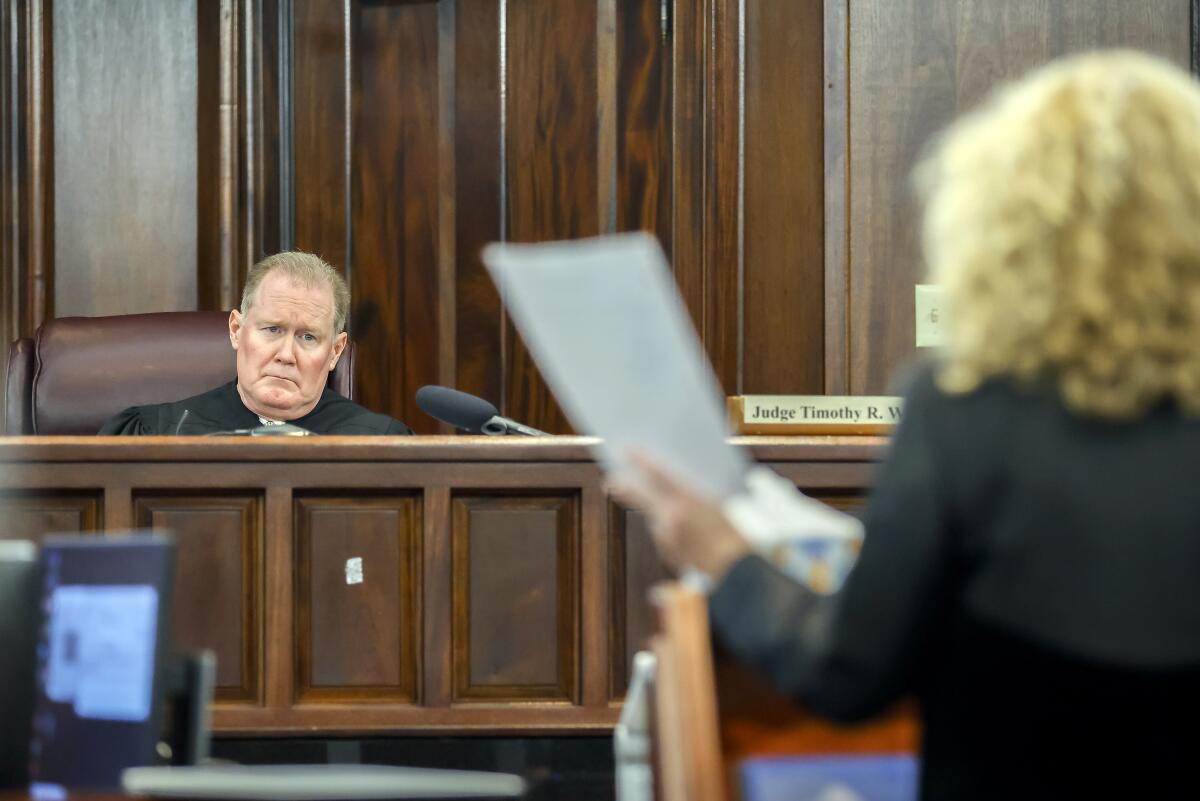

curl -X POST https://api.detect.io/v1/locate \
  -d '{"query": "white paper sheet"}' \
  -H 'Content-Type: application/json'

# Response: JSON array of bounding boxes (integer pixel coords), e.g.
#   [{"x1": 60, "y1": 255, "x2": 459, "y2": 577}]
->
[{"x1": 482, "y1": 232, "x2": 747, "y2": 499}]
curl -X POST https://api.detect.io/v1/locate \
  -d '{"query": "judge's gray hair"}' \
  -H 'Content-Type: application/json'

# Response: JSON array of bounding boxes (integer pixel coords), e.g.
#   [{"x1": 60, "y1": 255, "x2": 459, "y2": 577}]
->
[{"x1": 240, "y1": 252, "x2": 350, "y2": 334}]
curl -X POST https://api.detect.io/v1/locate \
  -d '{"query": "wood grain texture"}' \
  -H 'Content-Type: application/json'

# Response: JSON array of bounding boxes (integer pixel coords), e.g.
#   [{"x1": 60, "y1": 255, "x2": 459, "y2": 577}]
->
[
  {"x1": 822, "y1": 0, "x2": 849, "y2": 395},
  {"x1": 703, "y1": 0, "x2": 740, "y2": 394},
  {"x1": 609, "y1": 506, "x2": 670, "y2": 698},
  {"x1": 667, "y1": 0, "x2": 742, "y2": 395},
  {"x1": 51, "y1": 0, "x2": 197, "y2": 316},
  {"x1": 292, "y1": 0, "x2": 348, "y2": 270},
  {"x1": 351, "y1": 1, "x2": 440, "y2": 432},
  {"x1": 0, "y1": 491, "x2": 100, "y2": 540},
  {"x1": 0, "y1": 0, "x2": 54, "y2": 344},
  {"x1": 452, "y1": 494, "x2": 579, "y2": 702},
  {"x1": 670, "y1": 0, "x2": 707, "y2": 346},
  {"x1": 452, "y1": 0, "x2": 503, "y2": 413},
  {"x1": 840, "y1": 0, "x2": 1192, "y2": 393},
  {"x1": 263, "y1": 485, "x2": 293, "y2": 710},
  {"x1": 196, "y1": 0, "x2": 225, "y2": 311},
  {"x1": 616, "y1": 0, "x2": 672, "y2": 254},
  {"x1": 504, "y1": 0, "x2": 598, "y2": 433},
  {"x1": 579, "y1": 484, "x2": 609, "y2": 707},
  {"x1": 134, "y1": 493, "x2": 262, "y2": 703},
  {"x1": 294, "y1": 495, "x2": 420, "y2": 702},
  {"x1": 742, "y1": 0, "x2": 825, "y2": 395},
  {"x1": 421, "y1": 485, "x2": 452, "y2": 707},
  {"x1": 255, "y1": 0, "x2": 285, "y2": 260}
]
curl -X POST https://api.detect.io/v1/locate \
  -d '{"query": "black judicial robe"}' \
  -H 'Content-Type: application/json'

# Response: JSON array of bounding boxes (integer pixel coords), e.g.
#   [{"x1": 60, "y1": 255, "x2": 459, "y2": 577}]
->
[{"x1": 98, "y1": 380, "x2": 412, "y2": 435}]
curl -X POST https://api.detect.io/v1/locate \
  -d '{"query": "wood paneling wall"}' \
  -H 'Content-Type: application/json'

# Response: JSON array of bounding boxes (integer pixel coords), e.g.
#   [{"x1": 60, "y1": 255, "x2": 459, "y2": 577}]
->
[
  {"x1": 3, "y1": 0, "x2": 1198, "y2": 428},
  {"x1": 825, "y1": 0, "x2": 1195, "y2": 394}
]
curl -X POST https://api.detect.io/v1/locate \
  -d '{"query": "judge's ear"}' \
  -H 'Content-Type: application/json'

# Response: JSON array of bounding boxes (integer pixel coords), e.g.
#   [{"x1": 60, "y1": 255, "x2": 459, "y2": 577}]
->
[
  {"x1": 229, "y1": 309, "x2": 244, "y2": 351},
  {"x1": 328, "y1": 331, "x2": 348, "y2": 370}
]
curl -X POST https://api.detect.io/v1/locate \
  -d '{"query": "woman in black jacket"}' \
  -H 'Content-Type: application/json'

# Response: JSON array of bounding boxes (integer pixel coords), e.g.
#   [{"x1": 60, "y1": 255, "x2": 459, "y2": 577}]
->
[{"x1": 613, "y1": 50, "x2": 1200, "y2": 801}]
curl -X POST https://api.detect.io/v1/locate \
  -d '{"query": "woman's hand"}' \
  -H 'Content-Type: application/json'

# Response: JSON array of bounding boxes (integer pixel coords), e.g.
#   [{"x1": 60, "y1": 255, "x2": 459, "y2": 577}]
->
[{"x1": 607, "y1": 450, "x2": 752, "y2": 579}]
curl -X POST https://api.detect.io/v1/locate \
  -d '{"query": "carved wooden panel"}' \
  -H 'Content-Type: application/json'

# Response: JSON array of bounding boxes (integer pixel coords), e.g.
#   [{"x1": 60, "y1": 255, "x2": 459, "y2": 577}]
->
[
  {"x1": 452, "y1": 494, "x2": 579, "y2": 702},
  {"x1": 134, "y1": 492, "x2": 262, "y2": 703},
  {"x1": 609, "y1": 505, "x2": 671, "y2": 698},
  {"x1": 294, "y1": 495, "x2": 420, "y2": 703},
  {"x1": 0, "y1": 491, "x2": 101, "y2": 541}
]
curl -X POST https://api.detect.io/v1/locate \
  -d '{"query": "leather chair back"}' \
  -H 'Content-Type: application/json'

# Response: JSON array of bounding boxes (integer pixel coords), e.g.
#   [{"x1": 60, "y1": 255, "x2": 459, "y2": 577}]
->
[{"x1": 4, "y1": 311, "x2": 355, "y2": 435}]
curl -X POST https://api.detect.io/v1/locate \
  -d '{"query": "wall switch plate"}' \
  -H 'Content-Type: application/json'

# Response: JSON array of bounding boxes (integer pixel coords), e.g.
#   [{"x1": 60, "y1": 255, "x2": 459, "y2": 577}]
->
[{"x1": 915, "y1": 284, "x2": 946, "y2": 348}]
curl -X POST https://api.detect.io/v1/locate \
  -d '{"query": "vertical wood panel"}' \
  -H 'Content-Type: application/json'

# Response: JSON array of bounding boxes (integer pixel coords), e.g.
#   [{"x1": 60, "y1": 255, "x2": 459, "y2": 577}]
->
[
  {"x1": 134, "y1": 493, "x2": 262, "y2": 703},
  {"x1": 294, "y1": 495, "x2": 420, "y2": 701},
  {"x1": 670, "y1": 0, "x2": 707, "y2": 345},
  {"x1": 669, "y1": 0, "x2": 741, "y2": 395},
  {"x1": 452, "y1": 0, "x2": 503, "y2": 410},
  {"x1": 452, "y1": 495, "x2": 579, "y2": 702},
  {"x1": 0, "y1": 0, "x2": 53, "y2": 343},
  {"x1": 504, "y1": 0, "x2": 598, "y2": 432},
  {"x1": 351, "y1": 1, "x2": 440, "y2": 431},
  {"x1": 52, "y1": 0, "x2": 197, "y2": 316},
  {"x1": 703, "y1": 0, "x2": 740, "y2": 394},
  {"x1": 292, "y1": 0, "x2": 348, "y2": 270},
  {"x1": 262, "y1": 485, "x2": 293, "y2": 710},
  {"x1": 822, "y1": 0, "x2": 849, "y2": 395},
  {"x1": 421, "y1": 486, "x2": 452, "y2": 707},
  {"x1": 617, "y1": 0, "x2": 672, "y2": 256},
  {"x1": 256, "y1": 0, "x2": 285, "y2": 260},
  {"x1": 609, "y1": 506, "x2": 670, "y2": 698},
  {"x1": 579, "y1": 483, "x2": 608, "y2": 707},
  {"x1": 841, "y1": 0, "x2": 1192, "y2": 394},
  {"x1": 742, "y1": 0, "x2": 825, "y2": 395}
]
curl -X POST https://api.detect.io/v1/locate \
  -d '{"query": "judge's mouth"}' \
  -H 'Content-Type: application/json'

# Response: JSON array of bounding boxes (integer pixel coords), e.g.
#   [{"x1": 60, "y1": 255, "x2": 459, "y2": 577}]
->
[{"x1": 262, "y1": 374, "x2": 300, "y2": 386}]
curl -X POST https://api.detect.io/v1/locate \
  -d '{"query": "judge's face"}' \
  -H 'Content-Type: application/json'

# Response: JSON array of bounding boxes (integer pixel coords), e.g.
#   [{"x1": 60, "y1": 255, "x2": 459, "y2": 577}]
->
[{"x1": 228, "y1": 271, "x2": 348, "y2": 421}]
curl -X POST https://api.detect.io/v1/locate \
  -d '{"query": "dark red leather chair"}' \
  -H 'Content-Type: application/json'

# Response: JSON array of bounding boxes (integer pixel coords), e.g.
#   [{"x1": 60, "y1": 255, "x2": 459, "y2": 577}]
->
[{"x1": 4, "y1": 311, "x2": 355, "y2": 435}]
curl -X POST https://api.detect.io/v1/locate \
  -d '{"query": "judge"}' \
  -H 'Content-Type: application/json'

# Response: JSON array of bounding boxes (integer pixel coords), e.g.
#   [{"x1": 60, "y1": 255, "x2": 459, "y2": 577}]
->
[{"x1": 100, "y1": 252, "x2": 412, "y2": 435}]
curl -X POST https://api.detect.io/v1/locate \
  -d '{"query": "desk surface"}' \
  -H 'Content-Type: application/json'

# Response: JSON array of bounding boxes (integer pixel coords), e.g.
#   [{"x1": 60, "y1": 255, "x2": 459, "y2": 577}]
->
[{"x1": 0, "y1": 436, "x2": 885, "y2": 738}]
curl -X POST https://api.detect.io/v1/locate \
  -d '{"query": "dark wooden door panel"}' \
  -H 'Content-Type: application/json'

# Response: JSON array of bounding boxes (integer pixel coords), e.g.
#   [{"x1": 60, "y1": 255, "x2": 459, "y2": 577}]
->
[
  {"x1": 452, "y1": 494, "x2": 579, "y2": 702},
  {"x1": 294, "y1": 495, "x2": 420, "y2": 702},
  {"x1": 0, "y1": 491, "x2": 102, "y2": 540},
  {"x1": 134, "y1": 492, "x2": 262, "y2": 703}
]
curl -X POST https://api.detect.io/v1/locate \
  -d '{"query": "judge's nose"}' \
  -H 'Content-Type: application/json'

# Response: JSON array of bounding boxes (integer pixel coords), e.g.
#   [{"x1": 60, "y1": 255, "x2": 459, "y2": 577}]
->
[{"x1": 274, "y1": 335, "x2": 298, "y2": 364}]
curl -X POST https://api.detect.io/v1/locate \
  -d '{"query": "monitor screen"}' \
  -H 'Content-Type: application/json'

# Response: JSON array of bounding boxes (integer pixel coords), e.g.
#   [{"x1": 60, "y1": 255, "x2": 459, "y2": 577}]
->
[{"x1": 28, "y1": 535, "x2": 175, "y2": 798}]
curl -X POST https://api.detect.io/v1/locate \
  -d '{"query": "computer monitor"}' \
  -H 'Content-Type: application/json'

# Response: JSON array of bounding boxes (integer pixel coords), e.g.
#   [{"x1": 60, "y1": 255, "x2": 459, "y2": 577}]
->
[
  {"x1": 28, "y1": 534, "x2": 176, "y2": 798},
  {"x1": 0, "y1": 540, "x2": 42, "y2": 789}
]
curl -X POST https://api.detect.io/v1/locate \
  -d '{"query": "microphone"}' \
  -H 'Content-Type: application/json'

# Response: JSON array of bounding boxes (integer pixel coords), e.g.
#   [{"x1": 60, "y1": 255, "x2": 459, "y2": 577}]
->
[{"x1": 415, "y1": 385, "x2": 548, "y2": 436}]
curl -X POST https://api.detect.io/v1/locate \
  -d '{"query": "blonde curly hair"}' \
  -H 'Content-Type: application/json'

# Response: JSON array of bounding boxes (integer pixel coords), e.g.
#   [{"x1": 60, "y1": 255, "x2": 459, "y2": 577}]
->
[{"x1": 918, "y1": 50, "x2": 1200, "y2": 420}]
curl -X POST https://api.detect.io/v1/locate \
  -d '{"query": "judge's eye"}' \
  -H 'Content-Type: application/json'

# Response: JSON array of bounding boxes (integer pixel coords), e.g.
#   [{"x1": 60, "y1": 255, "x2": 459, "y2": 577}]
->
[
  {"x1": 301, "y1": 333, "x2": 318, "y2": 343},
  {"x1": 263, "y1": 325, "x2": 281, "y2": 334}
]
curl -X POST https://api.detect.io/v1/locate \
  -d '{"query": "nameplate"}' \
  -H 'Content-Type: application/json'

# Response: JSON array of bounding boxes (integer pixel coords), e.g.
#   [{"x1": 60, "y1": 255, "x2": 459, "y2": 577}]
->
[{"x1": 727, "y1": 395, "x2": 903, "y2": 435}]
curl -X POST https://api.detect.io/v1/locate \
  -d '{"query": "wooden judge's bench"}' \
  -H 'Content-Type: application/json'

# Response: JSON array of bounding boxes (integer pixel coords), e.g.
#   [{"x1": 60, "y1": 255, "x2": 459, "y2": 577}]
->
[{"x1": 0, "y1": 436, "x2": 907, "y2": 747}]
